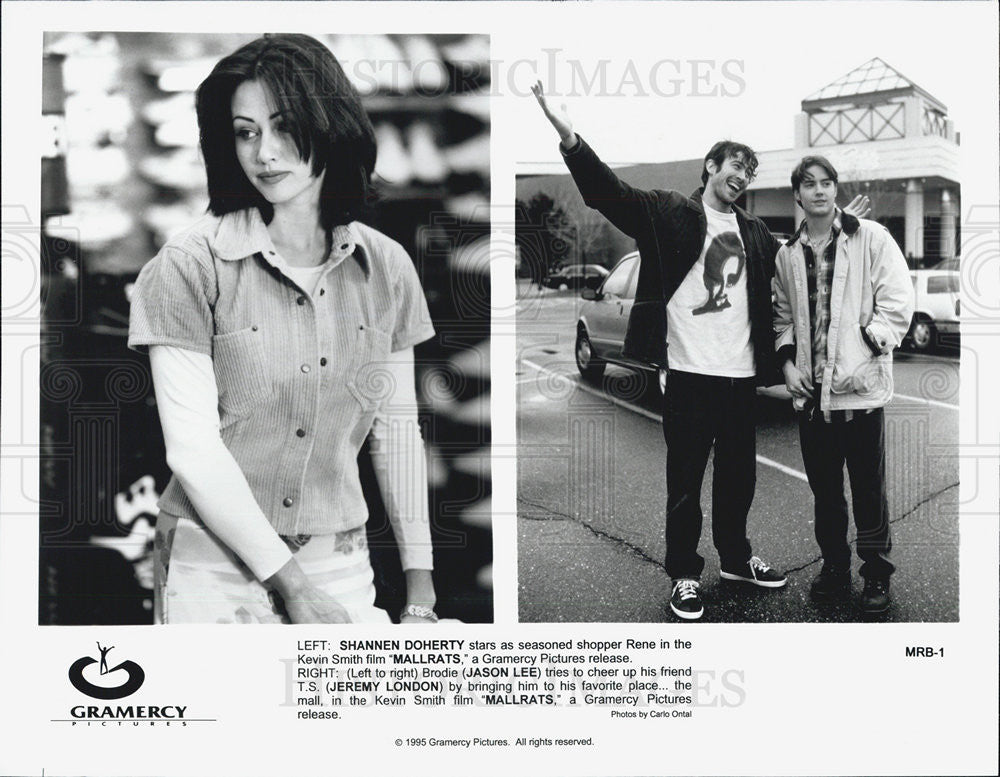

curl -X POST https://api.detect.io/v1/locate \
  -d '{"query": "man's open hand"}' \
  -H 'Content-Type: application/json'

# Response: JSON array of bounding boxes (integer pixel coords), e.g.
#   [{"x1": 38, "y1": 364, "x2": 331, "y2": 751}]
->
[
  {"x1": 531, "y1": 80, "x2": 575, "y2": 146},
  {"x1": 843, "y1": 194, "x2": 871, "y2": 220}
]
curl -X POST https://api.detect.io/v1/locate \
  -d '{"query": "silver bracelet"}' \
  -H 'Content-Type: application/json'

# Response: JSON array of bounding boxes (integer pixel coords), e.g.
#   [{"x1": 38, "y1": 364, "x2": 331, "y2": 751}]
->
[{"x1": 402, "y1": 604, "x2": 438, "y2": 622}]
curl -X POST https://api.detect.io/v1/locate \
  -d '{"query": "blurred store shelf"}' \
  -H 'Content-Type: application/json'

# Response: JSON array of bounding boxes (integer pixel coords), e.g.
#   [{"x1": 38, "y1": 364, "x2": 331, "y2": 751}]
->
[
  {"x1": 64, "y1": 92, "x2": 133, "y2": 146},
  {"x1": 143, "y1": 57, "x2": 217, "y2": 93},
  {"x1": 47, "y1": 32, "x2": 123, "y2": 93},
  {"x1": 136, "y1": 149, "x2": 206, "y2": 192},
  {"x1": 64, "y1": 146, "x2": 131, "y2": 192},
  {"x1": 45, "y1": 202, "x2": 134, "y2": 251}
]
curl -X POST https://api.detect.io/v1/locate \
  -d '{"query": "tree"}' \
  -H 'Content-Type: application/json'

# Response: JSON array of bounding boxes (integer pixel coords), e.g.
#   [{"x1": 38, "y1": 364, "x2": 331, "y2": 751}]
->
[
  {"x1": 515, "y1": 193, "x2": 574, "y2": 284},
  {"x1": 572, "y1": 209, "x2": 623, "y2": 266}
]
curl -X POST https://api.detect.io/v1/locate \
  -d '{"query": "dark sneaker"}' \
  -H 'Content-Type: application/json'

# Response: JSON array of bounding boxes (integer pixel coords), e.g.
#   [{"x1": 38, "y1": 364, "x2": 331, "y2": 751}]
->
[
  {"x1": 810, "y1": 565, "x2": 851, "y2": 601},
  {"x1": 669, "y1": 578, "x2": 704, "y2": 620},
  {"x1": 861, "y1": 578, "x2": 891, "y2": 614},
  {"x1": 720, "y1": 556, "x2": 787, "y2": 588}
]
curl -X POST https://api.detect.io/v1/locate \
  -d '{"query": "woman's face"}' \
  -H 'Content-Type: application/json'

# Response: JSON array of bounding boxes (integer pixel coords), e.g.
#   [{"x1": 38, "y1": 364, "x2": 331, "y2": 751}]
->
[{"x1": 231, "y1": 79, "x2": 324, "y2": 210}]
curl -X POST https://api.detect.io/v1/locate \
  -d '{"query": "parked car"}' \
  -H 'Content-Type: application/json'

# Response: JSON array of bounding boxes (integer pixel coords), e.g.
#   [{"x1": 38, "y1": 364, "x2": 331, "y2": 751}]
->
[
  {"x1": 906, "y1": 260, "x2": 960, "y2": 351},
  {"x1": 575, "y1": 252, "x2": 667, "y2": 394},
  {"x1": 543, "y1": 263, "x2": 609, "y2": 291}
]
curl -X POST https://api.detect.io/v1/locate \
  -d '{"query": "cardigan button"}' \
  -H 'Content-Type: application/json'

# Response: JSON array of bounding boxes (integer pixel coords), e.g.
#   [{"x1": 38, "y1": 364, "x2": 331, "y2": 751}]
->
[
  {"x1": 297, "y1": 296, "x2": 306, "y2": 306},
  {"x1": 251, "y1": 325, "x2": 258, "y2": 332},
  {"x1": 301, "y1": 364, "x2": 311, "y2": 373},
  {"x1": 282, "y1": 497, "x2": 294, "y2": 507},
  {"x1": 296, "y1": 428, "x2": 306, "y2": 438},
  {"x1": 320, "y1": 357, "x2": 328, "y2": 366}
]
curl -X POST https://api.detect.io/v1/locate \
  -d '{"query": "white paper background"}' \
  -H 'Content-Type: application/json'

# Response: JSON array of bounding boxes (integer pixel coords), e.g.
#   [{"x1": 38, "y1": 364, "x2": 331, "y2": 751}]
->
[{"x1": 2, "y1": 2, "x2": 998, "y2": 776}]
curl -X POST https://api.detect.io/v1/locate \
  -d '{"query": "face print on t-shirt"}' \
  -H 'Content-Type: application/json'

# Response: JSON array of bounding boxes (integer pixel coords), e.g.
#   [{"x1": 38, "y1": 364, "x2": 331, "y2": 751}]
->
[
  {"x1": 665, "y1": 210, "x2": 753, "y2": 376},
  {"x1": 692, "y1": 231, "x2": 745, "y2": 316}
]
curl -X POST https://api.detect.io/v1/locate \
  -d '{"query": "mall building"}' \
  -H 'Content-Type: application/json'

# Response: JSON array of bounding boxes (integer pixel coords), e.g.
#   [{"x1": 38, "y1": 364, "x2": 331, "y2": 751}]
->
[{"x1": 747, "y1": 57, "x2": 960, "y2": 267}]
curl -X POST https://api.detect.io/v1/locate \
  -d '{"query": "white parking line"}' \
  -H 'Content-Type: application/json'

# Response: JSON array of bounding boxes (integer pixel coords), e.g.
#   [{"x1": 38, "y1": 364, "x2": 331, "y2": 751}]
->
[
  {"x1": 521, "y1": 358, "x2": 660, "y2": 420},
  {"x1": 520, "y1": 357, "x2": 809, "y2": 483},
  {"x1": 755, "y1": 455, "x2": 809, "y2": 483},
  {"x1": 899, "y1": 352, "x2": 960, "y2": 364},
  {"x1": 893, "y1": 393, "x2": 959, "y2": 411}
]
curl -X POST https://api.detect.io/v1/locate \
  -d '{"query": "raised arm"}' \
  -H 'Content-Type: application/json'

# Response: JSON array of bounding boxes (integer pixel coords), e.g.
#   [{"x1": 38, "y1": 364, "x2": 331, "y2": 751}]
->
[
  {"x1": 532, "y1": 80, "x2": 656, "y2": 239},
  {"x1": 150, "y1": 345, "x2": 351, "y2": 623},
  {"x1": 369, "y1": 347, "x2": 437, "y2": 624},
  {"x1": 531, "y1": 79, "x2": 577, "y2": 151}
]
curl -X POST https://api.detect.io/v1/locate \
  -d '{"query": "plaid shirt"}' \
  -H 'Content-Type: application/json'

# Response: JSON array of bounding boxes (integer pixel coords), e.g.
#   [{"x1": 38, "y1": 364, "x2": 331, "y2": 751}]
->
[
  {"x1": 798, "y1": 212, "x2": 872, "y2": 424},
  {"x1": 799, "y1": 215, "x2": 840, "y2": 383}
]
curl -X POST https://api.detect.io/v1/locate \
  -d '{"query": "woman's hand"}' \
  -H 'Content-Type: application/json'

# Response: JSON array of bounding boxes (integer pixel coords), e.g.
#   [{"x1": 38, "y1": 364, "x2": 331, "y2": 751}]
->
[
  {"x1": 842, "y1": 194, "x2": 871, "y2": 220},
  {"x1": 783, "y1": 360, "x2": 813, "y2": 401},
  {"x1": 400, "y1": 569, "x2": 437, "y2": 624},
  {"x1": 265, "y1": 557, "x2": 352, "y2": 624},
  {"x1": 531, "y1": 80, "x2": 576, "y2": 148},
  {"x1": 281, "y1": 587, "x2": 352, "y2": 624}
]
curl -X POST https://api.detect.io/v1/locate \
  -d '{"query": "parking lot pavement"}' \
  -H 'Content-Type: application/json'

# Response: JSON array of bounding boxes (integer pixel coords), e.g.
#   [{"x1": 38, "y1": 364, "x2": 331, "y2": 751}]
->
[
  {"x1": 516, "y1": 286, "x2": 960, "y2": 623},
  {"x1": 518, "y1": 414, "x2": 958, "y2": 624}
]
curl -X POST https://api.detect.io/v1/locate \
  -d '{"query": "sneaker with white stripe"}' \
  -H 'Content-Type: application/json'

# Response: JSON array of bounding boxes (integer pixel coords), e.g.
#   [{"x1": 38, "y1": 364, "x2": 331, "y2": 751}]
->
[{"x1": 720, "y1": 556, "x2": 787, "y2": 588}]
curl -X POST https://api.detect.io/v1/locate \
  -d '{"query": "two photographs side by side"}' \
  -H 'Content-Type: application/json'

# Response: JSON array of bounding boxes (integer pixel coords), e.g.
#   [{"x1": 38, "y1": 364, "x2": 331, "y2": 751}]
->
[{"x1": 30, "y1": 33, "x2": 982, "y2": 628}]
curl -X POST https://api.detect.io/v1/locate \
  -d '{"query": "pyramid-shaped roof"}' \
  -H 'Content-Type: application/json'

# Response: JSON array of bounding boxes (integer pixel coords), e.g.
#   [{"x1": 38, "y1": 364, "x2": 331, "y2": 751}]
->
[{"x1": 803, "y1": 58, "x2": 946, "y2": 112}]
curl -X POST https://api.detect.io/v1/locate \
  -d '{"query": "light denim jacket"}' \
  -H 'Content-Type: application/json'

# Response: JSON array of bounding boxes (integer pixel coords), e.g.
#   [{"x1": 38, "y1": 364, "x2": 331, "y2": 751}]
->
[
  {"x1": 773, "y1": 212, "x2": 914, "y2": 412},
  {"x1": 129, "y1": 208, "x2": 435, "y2": 536}
]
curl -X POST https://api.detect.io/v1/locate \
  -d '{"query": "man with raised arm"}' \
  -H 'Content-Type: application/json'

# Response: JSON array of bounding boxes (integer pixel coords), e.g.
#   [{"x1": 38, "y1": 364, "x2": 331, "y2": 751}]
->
[
  {"x1": 773, "y1": 156, "x2": 912, "y2": 614},
  {"x1": 532, "y1": 82, "x2": 868, "y2": 621}
]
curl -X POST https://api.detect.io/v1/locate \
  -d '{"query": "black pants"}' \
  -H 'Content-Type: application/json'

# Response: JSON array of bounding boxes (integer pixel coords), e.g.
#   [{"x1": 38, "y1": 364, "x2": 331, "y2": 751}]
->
[
  {"x1": 662, "y1": 370, "x2": 755, "y2": 579},
  {"x1": 797, "y1": 406, "x2": 894, "y2": 580}
]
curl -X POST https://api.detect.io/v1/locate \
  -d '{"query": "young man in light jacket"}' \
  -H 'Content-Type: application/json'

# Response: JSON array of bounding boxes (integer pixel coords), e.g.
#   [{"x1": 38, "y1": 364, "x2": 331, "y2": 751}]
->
[{"x1": 773, "y1": 156, "x2": 914, "y2": 614}]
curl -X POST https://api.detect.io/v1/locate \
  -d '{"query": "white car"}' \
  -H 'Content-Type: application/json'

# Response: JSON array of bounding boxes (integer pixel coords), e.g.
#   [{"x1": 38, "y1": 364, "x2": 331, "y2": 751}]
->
[
  {"x1": 576, "y1": 252, "x2": 667, "y2": 394},
  {"x1": 907, "y1": 260, "x2": 960, "y2": 351}
]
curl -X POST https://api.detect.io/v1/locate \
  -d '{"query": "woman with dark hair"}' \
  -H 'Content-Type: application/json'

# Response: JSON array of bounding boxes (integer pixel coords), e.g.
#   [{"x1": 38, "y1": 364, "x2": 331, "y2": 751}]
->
[{"x1": 128, "y1": 34, "x2": 439, "y2": 624}]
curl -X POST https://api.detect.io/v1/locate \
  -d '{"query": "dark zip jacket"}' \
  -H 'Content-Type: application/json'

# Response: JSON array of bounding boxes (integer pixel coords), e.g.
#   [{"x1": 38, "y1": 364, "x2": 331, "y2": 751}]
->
[{"x1": 562, "y1": 135, "x2": 783, "y2": 386}]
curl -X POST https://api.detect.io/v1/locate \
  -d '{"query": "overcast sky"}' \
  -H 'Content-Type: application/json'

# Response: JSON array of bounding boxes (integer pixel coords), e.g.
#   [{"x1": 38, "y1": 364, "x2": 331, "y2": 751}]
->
[{"x1": 506, "y1": 2, "x2": 992, "y2": 173}]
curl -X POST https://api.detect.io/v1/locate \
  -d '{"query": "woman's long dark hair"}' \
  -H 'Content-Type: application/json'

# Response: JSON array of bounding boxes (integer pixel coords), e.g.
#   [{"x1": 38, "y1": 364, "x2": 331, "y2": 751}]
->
[{"x1": 196, "y1": 34, "x2": 377, "y2": 229}]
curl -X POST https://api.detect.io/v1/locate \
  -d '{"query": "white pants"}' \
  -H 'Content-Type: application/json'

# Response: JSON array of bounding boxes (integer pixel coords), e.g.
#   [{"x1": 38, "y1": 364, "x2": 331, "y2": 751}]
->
[{"x1": 154, "y1": 514, "x2": 391, "y2": 625}]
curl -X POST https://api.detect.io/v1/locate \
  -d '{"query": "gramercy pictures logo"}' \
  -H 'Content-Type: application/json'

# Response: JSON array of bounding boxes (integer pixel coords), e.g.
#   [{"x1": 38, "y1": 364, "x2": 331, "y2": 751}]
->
[
  {"x1": 68, "y1": 642, "x2": 145, "y2": 700},
  {"x1": 61, "y1": 642, "x2": 199, "y2": 726}
]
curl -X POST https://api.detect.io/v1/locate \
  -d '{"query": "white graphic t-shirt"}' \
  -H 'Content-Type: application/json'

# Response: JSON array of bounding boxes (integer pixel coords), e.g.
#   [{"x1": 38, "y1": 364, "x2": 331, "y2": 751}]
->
[{"x1": 665, "y1": 203, "x2": 755, "y2": 377}]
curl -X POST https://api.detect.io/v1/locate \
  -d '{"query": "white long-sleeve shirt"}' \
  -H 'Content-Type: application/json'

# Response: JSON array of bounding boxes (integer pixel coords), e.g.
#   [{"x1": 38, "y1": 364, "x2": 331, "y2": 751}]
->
[{"x1": 150, "y1": 341, "x2": 433, "y2": 581}]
